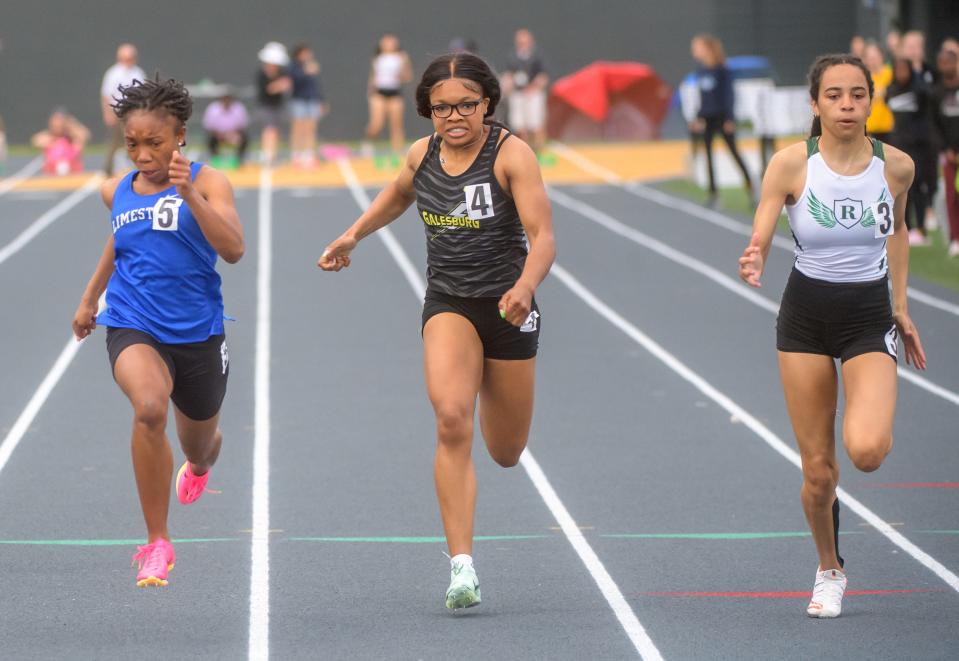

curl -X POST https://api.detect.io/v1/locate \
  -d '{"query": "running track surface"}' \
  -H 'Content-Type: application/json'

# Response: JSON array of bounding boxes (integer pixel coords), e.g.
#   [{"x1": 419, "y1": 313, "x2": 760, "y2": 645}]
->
[{"x1": 0, "y1": 148, "x2": 957, "y2": 660}]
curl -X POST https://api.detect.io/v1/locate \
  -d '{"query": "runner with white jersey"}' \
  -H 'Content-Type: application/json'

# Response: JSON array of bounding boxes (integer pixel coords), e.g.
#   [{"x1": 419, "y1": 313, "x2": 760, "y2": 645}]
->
[
  {"x1": 365, "y1": 34, "x2": 413, "y2": 155},
  {"x1": 738, "y1": 53, "x2": 927, "y2": 619}
]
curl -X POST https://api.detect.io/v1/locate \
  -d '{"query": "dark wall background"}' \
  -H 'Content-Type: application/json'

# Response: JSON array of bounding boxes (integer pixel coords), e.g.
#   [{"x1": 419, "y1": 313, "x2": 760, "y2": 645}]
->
[{"x1": 0, "y1": 0, "x2": 931, "y2": 144}]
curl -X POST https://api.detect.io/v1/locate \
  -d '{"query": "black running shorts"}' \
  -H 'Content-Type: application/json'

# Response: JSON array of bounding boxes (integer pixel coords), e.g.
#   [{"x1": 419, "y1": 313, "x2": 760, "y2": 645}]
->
[
  {"x1": 106, "y1": 327, "x2": 230, "y2": 420},
  {"x1": 776, "y1": 268, "x2": 897, "y2": 363},
  {"x1": 422, "y1": 289, "x2": 540, "y2": 360}
]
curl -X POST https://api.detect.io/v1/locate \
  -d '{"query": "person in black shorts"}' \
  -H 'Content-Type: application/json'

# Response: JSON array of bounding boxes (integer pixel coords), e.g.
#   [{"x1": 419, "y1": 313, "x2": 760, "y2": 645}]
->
[
  {"x1": 72, "y1": 77, "x2": 244, "y2": 587},
  {"x1": 319, "y1": 52, "x2": 555, "y2": 611},
  {"x1": 739, "y1": 54, "x2": 926, "y2": 618}
]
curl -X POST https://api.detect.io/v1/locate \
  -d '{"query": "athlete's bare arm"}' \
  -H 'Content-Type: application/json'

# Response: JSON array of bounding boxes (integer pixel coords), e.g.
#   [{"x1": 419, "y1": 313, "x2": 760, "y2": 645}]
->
[
  {"x1": 739, "y1": 142, "x2": 807, "y2": 287},
  {"x1": 495, "y1": 136, "x2": 556, "y2": 325},
  {"x1": 882, "y1": 144, "x2": 926, "y2": 369},
  {"x1": 318, "y1": 137, "x2": 429, "y2": 271},
  {"x1": 72, "y1": 178, "x2": 122, "y2": 340},
  {"x1": 176, "y1": 158, "x2": 244, "y2": 263}
]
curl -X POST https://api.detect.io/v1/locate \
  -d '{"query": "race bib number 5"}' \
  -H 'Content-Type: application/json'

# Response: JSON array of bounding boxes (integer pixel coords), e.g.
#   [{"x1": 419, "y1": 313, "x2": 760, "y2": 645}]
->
[
  {"x1": 871, "y1": 200, "x2": 894, "y2": 239},
  {"x1": 153, "y1": 196, "x2": 183, "y2": 231},
  {"x1": 463, "y1": 183, "x2": 495, "y2": 220}
]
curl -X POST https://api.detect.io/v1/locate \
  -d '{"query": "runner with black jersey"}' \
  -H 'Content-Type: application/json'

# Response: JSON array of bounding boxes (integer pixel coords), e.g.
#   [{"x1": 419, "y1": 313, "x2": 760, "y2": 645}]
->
[{"x1": 319, "y1": 52, "x2": 555, "y2": 611}]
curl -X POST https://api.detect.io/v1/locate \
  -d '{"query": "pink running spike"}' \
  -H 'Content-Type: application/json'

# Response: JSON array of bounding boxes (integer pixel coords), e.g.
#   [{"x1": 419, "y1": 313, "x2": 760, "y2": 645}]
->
[
  {"x1": 176, "y1": 461, "x2": 210, "y2": 505},
  {"x1": 132, "y1": 539, "x2": 176, "y2": 587}
]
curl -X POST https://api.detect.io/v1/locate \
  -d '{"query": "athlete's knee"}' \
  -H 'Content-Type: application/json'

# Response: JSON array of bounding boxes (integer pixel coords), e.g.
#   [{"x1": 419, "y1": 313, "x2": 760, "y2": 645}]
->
[
  {"x1": 846, "y1": 439, "x2": 890, "y2": 473},
  {"x1": 844, "y1": 423, "x2": 891, "y2": 473},
  {"x1": 434, "y1": 402, "x2": 473, "y2": 444},
  {"x1": 488, "y1": 441, "x2": 525, "y2": 468},
  {"x1": 801, "y1": 453, "x2": 838, "y2": 502},
  {"x1": 132, "y1": 398, "x2": 167, "y2": 432}
]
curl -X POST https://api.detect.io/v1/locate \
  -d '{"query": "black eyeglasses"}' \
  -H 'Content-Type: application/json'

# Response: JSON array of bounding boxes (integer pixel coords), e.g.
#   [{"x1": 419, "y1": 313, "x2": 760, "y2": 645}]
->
[{"x1": 430, "y1": 100, "x2": 482, "y2": 118}]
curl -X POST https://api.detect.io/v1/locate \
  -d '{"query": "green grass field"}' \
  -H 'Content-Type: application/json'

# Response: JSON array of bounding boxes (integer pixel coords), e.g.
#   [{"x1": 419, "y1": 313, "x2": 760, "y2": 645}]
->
[{"x1": 656, "y1": 178, "x2": 959, "y2": 293}]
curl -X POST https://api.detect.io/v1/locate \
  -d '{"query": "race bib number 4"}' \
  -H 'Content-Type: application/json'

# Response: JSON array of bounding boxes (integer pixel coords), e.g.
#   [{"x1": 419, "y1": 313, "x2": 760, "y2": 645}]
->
[
  {"x1": 153, "y1": 196, "x2": 184, "y2": 231},
  {"x1": 871, "y1": 200, "x2": 894, "y2": 239},
  {"x1": 463, "y1": 183, "x2": 495, "y2": 220}
]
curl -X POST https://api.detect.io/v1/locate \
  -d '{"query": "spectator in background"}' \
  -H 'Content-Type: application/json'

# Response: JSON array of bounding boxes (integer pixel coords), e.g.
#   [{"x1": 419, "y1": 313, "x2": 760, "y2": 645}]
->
[
  {"x1": 943, "y1": 37, "x2": 959, "y2": 60},
  {"x1": 363, "y1": 34, "x2": 412, "y2": 157},
  {"x1": 886, "y1": 29, "x2": 902, "y2": 60},
  {"x1": 203, "y1": 89, "x2": 250, "y2": 167},
  {"x1": 501, "y1": 29, "x2": 549, "y2": 154},
  {"x1": 449, "y1": 37, "x2": 478, "y2": 54},
  {"x1": 849, "y1": 35, "x2": 866, "y2": 59},
  {"x1": 689, "y1": 33, "x2": 753, "y2": 207},
  {"x1": 32, "y1": 108, "x2": 90, "y2": 175},
  {"x1": 888, "y1": 57, "x2": 936, "y2": 245},
  {"x1": 100, "y1": 43, "x2": 145, "y2": 175},
  {"x1": 864, "y1": 41, "x2": 894, "y2": 143},
  {"x1": 256, "y1": 42, "x2": 292, "y2": 165},
  {"x1": 934, "y1": 47, "x2": 959, "y2": 257},
  {"x1": 902, "y1": 30, "x2": 937, "y2": 85},
  {"x1": 289, "y1": 43, "x2": 328, "y2": 168},
  {"x1": 901, "y1": 30, "x2": 940, "y2": 232}
]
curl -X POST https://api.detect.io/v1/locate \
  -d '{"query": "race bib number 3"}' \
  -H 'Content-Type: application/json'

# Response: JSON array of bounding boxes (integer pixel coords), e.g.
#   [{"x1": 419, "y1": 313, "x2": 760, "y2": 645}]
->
[
  {"x1": 463, "y1": 183, "x2": 495, "y2": 220},
  {"x1": 153, "y1": 196, "x2": 183, "y2": 232},
  {"x1": 871, "y1": 200, "x2": 894, "y2": 239}
]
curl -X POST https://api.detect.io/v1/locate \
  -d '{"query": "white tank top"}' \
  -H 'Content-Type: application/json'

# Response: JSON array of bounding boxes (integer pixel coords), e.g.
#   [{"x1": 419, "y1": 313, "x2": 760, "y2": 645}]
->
[
  {"x1": 373, "y1": 53, "x2": 404, "y2": 90},
  {"x1": 784, "y1": 138, "x2": 893, "y2": 283}
]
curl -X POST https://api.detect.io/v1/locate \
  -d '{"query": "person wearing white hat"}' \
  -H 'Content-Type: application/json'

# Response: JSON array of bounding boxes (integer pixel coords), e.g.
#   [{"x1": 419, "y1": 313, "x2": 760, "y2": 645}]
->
[{"x1": 256, "y1": 42, "x2": 292, "y2": 165}]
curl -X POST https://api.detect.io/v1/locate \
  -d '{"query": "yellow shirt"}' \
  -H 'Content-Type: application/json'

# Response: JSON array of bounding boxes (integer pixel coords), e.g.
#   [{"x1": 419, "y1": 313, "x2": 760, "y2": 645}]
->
[{"x1": 867, "y1": 66, "x2": 894, "y2": 135}]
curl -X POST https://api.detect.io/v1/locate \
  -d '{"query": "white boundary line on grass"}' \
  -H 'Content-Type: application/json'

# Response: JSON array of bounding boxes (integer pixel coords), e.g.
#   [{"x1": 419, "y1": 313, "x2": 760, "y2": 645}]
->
[
  {"x1": 0, "y1": 174, "x2": 103, "y2": 267},
  {"x1": 0, "y1": 156, "x2": 43, "y2": 197},
  {"x1": 551, "y1": 141, "x2": 959, "y2": 319},
  {"x1": 550, "y1": 263, "x2": 959, "y2": 594},
  {"x1": 249, "y1": 167, "x2": 272, "y2": 661},
  {"x1": 336, "y1": 159, "x2": 664, "y2": 661},
  {"x1": 548, "y1": 187, "x2": 959, "y2": 410}
]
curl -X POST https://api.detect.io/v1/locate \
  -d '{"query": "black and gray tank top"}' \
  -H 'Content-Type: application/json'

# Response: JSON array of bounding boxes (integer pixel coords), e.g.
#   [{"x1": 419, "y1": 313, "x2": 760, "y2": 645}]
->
[{"x1": 412, "y1": 124, "x2": 528, "y2": 298}]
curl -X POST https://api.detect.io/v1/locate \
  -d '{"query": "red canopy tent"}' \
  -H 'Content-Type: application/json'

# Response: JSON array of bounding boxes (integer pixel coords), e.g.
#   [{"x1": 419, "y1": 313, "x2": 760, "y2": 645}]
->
[{"x1": 547, "y1": 61, "x2": 672, "y2": 141}]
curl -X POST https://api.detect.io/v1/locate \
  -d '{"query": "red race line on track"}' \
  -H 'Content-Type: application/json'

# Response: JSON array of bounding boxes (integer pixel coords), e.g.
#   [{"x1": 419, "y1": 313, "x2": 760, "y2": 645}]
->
[
  {"x1": 645, "y1": 589, "x2": 939, "y2": 599},
  {"x1": 860, "y1": 483, "x2": 959, "y2": 489}
]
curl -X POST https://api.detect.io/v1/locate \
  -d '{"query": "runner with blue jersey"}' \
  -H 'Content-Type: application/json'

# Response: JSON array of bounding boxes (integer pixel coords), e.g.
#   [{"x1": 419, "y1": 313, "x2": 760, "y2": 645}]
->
[
  {"x1": 72, "y1": 76, "x2": 244, "y2": 588},
  {"x1": 738, "y1": 54, "x2": 926, "y2": 619}
]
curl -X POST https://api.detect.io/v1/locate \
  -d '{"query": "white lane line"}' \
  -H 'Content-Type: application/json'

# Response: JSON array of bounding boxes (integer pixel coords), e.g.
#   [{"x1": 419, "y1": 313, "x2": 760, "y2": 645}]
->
[
  {"x1": 551, "y1": 263, "x2": 959, "y2": 594},
  {"x1": 0, "y1": 295, "x2": 105, "y2": 476},
  {"x1": 249, "y1": 167, "x2": 272, "y2": 661},
  {"x1": 551, "y1": 141, "x2": 959, "y2": 318},
  {"x1": 0, "y1": 156, "x2": 43, "y2": 197},
  {"x1": 337, "y1": 159, "x2": 663, "y2": 661},
  {"x1": 0, "y1": 174, "x2": 103, "y2": 267},
  {"x1": 548, "y1": 187, "x2": 959, "y2": 409}
]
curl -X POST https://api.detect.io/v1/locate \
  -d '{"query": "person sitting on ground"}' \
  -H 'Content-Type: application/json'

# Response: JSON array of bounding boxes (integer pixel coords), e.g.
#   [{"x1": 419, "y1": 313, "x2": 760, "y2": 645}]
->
[
  {"x1": 32, "y1": 108, "x2": 90, "y2": 175},
  {"x1": 203, "y1": 89, "x2": 250, "y2": 167}
]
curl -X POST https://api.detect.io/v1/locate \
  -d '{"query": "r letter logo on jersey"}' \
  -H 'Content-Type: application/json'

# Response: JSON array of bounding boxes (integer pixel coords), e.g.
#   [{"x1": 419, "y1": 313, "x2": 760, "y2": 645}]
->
[
  {"x1": 832, "y1": 198, "x2": 863, "y2": 229},
  {"x1": 153, "y1": 196, "x2": 184, "y2": 232}
]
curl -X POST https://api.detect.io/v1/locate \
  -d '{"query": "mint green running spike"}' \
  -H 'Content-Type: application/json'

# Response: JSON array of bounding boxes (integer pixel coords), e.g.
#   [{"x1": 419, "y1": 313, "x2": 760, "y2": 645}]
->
[{"x1": 445, "y1": 560, "x2": 481, "y2": 610}]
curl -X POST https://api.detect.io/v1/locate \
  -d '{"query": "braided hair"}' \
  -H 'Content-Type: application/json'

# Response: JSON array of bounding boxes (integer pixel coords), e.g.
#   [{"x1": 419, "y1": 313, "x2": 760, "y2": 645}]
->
[{"x1": 111, "y1": 74, "x2": 193, "y2": 126}]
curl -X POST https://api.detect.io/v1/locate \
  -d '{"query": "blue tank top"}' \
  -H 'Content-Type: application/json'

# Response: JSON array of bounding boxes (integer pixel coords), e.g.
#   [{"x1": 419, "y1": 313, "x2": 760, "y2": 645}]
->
[{"x1": 97, "y1": 161, "x2": 225, "y2": 343}]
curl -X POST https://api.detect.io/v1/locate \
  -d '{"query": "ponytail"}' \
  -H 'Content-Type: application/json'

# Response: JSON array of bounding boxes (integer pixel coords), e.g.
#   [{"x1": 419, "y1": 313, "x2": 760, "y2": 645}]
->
[{"x1": 810, "y1": 115, "x2": 822, "y2": 137}]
